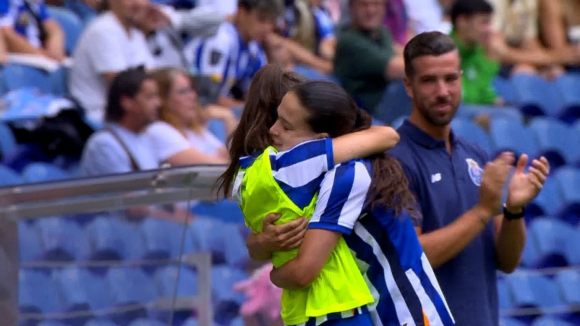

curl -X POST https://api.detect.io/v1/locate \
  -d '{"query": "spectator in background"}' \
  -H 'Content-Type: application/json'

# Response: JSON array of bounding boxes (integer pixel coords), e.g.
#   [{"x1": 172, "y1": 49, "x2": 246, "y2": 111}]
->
[
  {"x1": 538, "y1": 0, "x2": 580, "y2": 71},
  {"x1": 185, "y1": 0, "x2": 282, "y2": 108},
  {"x1": 145, "y1": 67, "x2": 234, "y2": 166},
  {"x1": 80, "y1": 67, "x2": 160, "y2": 176},
  {"x1": 450, "y1": 0, "x2": 502, "y2": 106},
  {"x1": 388, "y1": 31, "x2": 550, "y2": 326},
  {"x1": 333, "y1": 0, "x2": 404, "y2": 114},
  {"x1": 487, "y1": 0, "x2": 580, "y2": 79},
  {"x1": 69, "y1": 0, "x2": 155, "y2": 123},
  {"x1": 0, "y1": 0, "x2": 65, "y2": 61}
]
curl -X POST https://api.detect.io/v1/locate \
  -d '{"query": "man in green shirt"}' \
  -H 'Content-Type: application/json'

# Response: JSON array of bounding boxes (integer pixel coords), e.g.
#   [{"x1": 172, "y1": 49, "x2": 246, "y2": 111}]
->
[
  {"x1": 450, "y1": 0, "x2": 502, "y2": 105},
  {"x1": 333, "y1": 0, "x2": 405, "y2": 113}
]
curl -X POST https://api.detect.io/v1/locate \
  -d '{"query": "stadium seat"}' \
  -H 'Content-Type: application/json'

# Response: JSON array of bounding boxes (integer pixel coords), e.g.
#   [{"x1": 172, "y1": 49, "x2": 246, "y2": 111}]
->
[
  {"x1": 292, "y1": 65, "x2": 334, "y2": 81},
  {"x1": 554, "y1": 74, "x2": 580, "y2": 123},
  {"x1": 500, "y1": 318, "x2": 527, "y2": 326},
  {"x1": 50, "y1": 66, "x2": 69, "y2": 96},
  {"x1": 154, "y1": 265, "x2": 199, "y2": 298},
  {"x1": 528, "y1": 218, "x2": 575, "y2": 268},
  {"x1": 85, "y1": 216, "x2": 146, "y2": 262},
  {"x1": 563, "y1": 228, "x2": 580, "y2": 265},
  {"x1": 2, "y1": 64, "x2": 52, "y2": 93},
  {"x1": 0, "y1": 165, "x2": 23, "y2": 187},
  {"x1": 0, "y1": 122, "x2": 17, "y2": 159},
  {"x1": 528, "y1": 117, "x2": 580, "y2": 169},
  {"x1": 554, "y1": 270, "x2": 580, "y2": 306},
  {"x1": 55, "y1": 267, "x2": 113, "y2": 314},
  {"x1": 85, "y1": 320, "x2": 119, "y2": 326},
  {"x1": 489, "y1": 118, "x2": 538, "y2": 158},
  {"x1": 18, "y1": 222, "x2": 42, "y2": 262},
  {"x1": 19, "y1": 269, "x2": 61, "y2": 313},
  {"x1": 106, "y1": 267, "x2": 158, "y2": 324},
  {"x1": 457, "y1": 104, "x2": 524, "y2": 124},
  {"x1": 520, "y1": 237, "x2": 539, "y2": 268},
  {"x1": 493, "y1": 76, "x2": 520, "y2": 105},
  {"x1": 498, "y1": 278, "x2": 513, "y2": 310},
  {"x1": 34, "y1": 216, "x2": 91, "y2": 262},
  {"x1": 189, "y1": 217, "x2": 249, "y2": 267},
  {"x1": 211, "y1": 265, "x2": 248, "y2": 325},
  {"x1": 526, "y1": 177, "x2": 563, "y2": 219},
  {"x1": 127, "y1": 319, "x2": 167, "y2": 326},
  {"x1": 46, "y1": 6, "x2": 83, "y2": 55},
  {"x1": 190, "y1": 200, "x2": 245, "y2": 224},
  {"x1": 22, "y1": 162, "x2": 71, "y2": 183},
  {"x1": 139, "y1": 218, "x2": 198, "y2": 263},
  {"x1": 532, "y1": 316, "x2": 576, "y2": 326},
  {"x1": 182, "y1": 318, "x2": 198, "y2": 326},
  {"x1": 207, "y1": 119, "x2": 227, "y2": 143},
  {"x1": 37, "y1": 322, "x2": 69, "y2": 326},
  {"x1": 511, "y1": 74, "x2": 563, "y2": 117},
  {"x1": 391, "y1": 115, "x2": 407, "y2": 129},
  {"x1": 553, "y1": 167, "x2": 580, "y2": 225},
  {"x1": 374, "y1": 80, "x2": 412, "y2": 125},
  {"x1": 451, "y1": 117, "x2": 493, "y2": 154}
]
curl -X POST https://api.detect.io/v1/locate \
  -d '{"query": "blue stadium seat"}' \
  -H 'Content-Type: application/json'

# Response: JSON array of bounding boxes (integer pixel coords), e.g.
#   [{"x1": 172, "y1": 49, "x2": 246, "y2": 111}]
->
[
  {"x1": 553, "y1": 167, "x2": 580, "y2": 225},
  {"x1": 457, "y1": 104, "x2": 524, "y2": 124},
  {"x1": 498, "y1": 278, "x2": 513, "y2": 310},
  {"x1": 528, "y1": 117, "x2": 580, "y2": 169},
  {"x1": 451, "y1": 117, "x2": 493, "y2": 154},
  {"x1": 37, "y1": 322, "x2": 69, "y2": 326},
  {"x1": 19, "y1": 269, "x2": 61, "y2": 313},
  {"x1": 527, "y1": 177, "x2": 563, "y2": 219},
  {"x1": 520, "y1": 237, "x2": 539, "y2": 268},
  {"x1": 85, "y1": 320, "x2": 119, "y2": 326},
  {"x1": 34, "y1": 216, "x2": 90, "y2": 262},
  {"x1": 230, "y1": 317, "x2": 245, "y2": 326},
  {"x1": 154, "y1": 265, "x2": 199, "y2": 298},
  {"x1": 207, "y1": 119, "x2": 227, "y2": 143},
  {"x1": 85, "y1": 216, "x2": 146, "y2": 262},
  {"x1": 211, "y1": 265, "x2": 248, "y2": 325},
  {"x1": 489, "y1": 118, "x2": 538, "y2": 158},
  {"x1": 2, "y1": 64, "x2": 52, "y2": 93},
  {"x1": 190, "y1": 200, "x2": 244, "y2": 224},
  {"x1": 46, "y1": 6, "x2": 83, "y2": 55},
  {"x1": 18, "y1": 222, "x2": 42, "y2": 262},
  {"x1": 528, "y1": 218, "x2": 575, "y2": 268},
  {"x1": 500, "y1": 318, "x2": 527, "y2": 326},
  {"x1": 554, "y1": 270, "x2": 580, "y2": 306},
  {"x1": 50, "y1": 66, "x2": 69, "y2": 96},
  {"x1": 189, "y1": 217, "x2": 249, "y2": 268},
  {"x1": 22, "y1": 162, "x2": 71, "y2": 183},
  {"x1": 292, "y1": 65, "x2": 334, "y2": 81},
  {"x1": 532, "y1": 316, "x2": 576, "y2": 326},
  {"x1": 128, "y1": 320, "x2": 167, "y2": 326},
  {"x1": 554, "y1": 74, "x2": 580, "y2": 123},
  {"x1": 391, "y1": 115, "x2": 407, "y2": 129},
  {"x1": 511, "y1": 74, "x2": 563, "y2": 117},
  {"x1": 55, "y1": 267, "x2": 113, "y2": 313},
  {"x1": 493, "y1": 76, "x2": 520, "y2": 105},
  {"x1": 139, "y1": 218, "x2": 197, "y2": 262},
  {"x1": 374, "y1": 80, "x2": 412, "y2": 125},
  {"x1": 182, "y1": 318, "x2": 198, "y2": 326},
  {"x1": 563, "y1": 228, "x2": 580, "y2": 266},
  {"x1": 0, "y1": 122, "x2": 17, "y2": 159},
  {"x1": 106, "y1": 267, "x2": 157, "y2": 324},
  {"x1": 0, "y1": 165, "x2": 23, "y2": 187}
]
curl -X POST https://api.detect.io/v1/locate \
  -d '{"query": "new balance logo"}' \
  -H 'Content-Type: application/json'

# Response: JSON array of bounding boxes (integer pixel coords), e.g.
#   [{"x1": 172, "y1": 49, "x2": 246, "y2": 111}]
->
[{"x1": 431, "y1": 173, "x2": 442, "y2": 183}]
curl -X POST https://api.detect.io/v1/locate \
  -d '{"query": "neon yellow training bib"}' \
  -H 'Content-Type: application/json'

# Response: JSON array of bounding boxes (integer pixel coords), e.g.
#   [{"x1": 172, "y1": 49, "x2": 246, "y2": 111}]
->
[{"x1": 236, "y1": 147, "x2": 374, "y2": 325}]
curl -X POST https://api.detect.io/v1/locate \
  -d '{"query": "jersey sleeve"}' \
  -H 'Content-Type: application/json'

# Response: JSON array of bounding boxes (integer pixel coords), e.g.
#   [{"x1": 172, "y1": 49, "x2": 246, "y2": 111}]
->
[
  {"x1": 271, "y1": 138, "x2": 334, "y2": 188},
  {"x1": 308, "y1": 161, "x2": 371, "y2": 234}
]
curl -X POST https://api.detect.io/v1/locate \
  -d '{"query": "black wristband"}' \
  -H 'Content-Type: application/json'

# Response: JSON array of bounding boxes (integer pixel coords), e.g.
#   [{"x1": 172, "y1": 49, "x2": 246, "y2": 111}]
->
[{"x1": 503, "y1": 204, "x2": 525, "y2": 220}]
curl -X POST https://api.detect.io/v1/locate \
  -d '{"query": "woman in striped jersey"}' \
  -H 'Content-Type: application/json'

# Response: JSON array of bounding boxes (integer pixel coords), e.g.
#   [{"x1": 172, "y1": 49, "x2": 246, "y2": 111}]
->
[
  {"x1": 216, "y1": 64, "x2": 402, "y2": 326},
  {"x1": 245, "y1": 80, "x2": 456, "y2": 326}
]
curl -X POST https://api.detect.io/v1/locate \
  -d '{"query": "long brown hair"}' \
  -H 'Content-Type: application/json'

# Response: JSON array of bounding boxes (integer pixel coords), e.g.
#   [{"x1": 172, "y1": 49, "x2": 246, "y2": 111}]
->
[
  {"x1": 291, "y1": 80, "x2": 417, "y2": 217},
  {"x1": 215, "y1": 64, "x2": 306, "y2": 198}
]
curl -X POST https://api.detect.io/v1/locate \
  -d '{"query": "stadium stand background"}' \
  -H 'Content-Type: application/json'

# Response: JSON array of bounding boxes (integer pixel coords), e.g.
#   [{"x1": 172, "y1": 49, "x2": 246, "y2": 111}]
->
[{"x1": 0, "y1": 0, "x2": 579, "y2": 326}]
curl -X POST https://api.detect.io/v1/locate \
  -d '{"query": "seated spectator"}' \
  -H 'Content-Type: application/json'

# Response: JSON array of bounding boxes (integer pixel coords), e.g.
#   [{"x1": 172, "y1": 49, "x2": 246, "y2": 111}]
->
[
  {"x1": 263, "y1": 31, "x2": 333, "y2": 75},
  {"x1": 290, "y1": 0, "x2": 336, "y2": 60},
  {"x1": 146, "y1": 67, "x2": 234, "y2": 166},
  {"x1": 333, "y1": 0, "x2": 404, "y2": 114},
  {"x1": 184, "y1": 0, "x2": 282, "y2": 108},
  {"x1": 538, "y1": 0, "x2": 580, "y2": 70},
  {"x1": 80, "y1": 67, "x2": 160, "y2": 176},
  {"x1": 487, "y1": 0, "x2": 580, "y2": 79},
  {"x1": 69, "y1": 0, "x2": 155, "y2": 123},
  {"x1": 450, "y1": 0, "x2": 502, "y2": 105},
  {"x1": 0, "y1": 0, "x2": 65, "y2": 61}
]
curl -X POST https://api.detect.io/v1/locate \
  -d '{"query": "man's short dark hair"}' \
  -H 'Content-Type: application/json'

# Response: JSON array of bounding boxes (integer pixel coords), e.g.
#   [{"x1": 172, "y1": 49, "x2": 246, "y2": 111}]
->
[
  {"x1": 238, "y1": 0, "x2": 283, "y2": 17},
  {"x1": 105, "y1": 66, "x2": 151, "y2": 123},
  {"x1": 450, "y1": 0, "x2": 494, "y2": 27},
  {"x1": 403, "y1": 31, "x2": 458, "y2": 77}
]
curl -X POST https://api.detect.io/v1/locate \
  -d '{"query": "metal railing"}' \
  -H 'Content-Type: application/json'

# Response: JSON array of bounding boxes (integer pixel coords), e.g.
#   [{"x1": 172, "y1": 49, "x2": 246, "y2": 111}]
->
[{"x1": 0, "y1": 165, "x2": 227, "y2": 326}]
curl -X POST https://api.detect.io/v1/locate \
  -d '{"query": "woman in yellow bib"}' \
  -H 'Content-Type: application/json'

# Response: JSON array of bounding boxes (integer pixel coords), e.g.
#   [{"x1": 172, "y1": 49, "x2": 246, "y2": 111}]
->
[{"x1": 216, "y1": 64, "x2": 400, "y2": 326}]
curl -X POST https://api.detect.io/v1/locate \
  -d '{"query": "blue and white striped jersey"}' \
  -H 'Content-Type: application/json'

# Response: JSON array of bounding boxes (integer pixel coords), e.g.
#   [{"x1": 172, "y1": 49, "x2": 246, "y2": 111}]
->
[
  {"x1": 0, "y1": 0, "x2": 50, "y2": 48},
  {"x1": 185, "y1": 22, "x2": 267, "y2": 99},
  {"x1": 310, "y1": 159, "x2": 455, "y2": 326}
]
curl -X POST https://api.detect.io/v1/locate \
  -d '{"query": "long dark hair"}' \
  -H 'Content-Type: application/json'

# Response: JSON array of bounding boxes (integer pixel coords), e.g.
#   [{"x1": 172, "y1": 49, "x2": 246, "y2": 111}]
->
[
  {"x1": 215, "y1": 64, "x2": 306, "y2": 198},
  {"x1": 291, "y1": 81, "x2": 417, "y2": 217}
]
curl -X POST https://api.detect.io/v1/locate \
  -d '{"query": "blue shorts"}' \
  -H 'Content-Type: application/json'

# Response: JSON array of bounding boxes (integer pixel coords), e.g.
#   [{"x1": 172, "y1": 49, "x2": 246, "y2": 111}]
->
[{"x1": 320, "y1": 313, "x2": 373, "y2": 326}]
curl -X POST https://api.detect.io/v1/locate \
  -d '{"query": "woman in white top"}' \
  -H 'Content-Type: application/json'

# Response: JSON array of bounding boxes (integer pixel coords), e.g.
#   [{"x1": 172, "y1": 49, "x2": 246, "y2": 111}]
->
[{"x1": 146, "y1": 67, "x2": 237, "y2": 166}]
